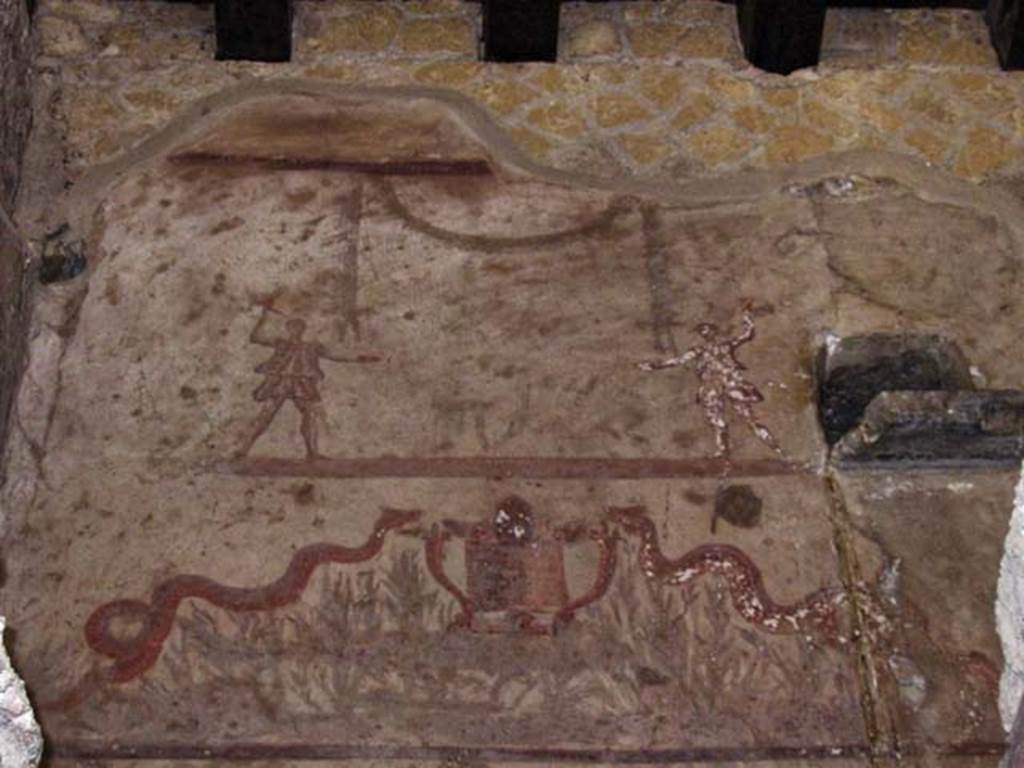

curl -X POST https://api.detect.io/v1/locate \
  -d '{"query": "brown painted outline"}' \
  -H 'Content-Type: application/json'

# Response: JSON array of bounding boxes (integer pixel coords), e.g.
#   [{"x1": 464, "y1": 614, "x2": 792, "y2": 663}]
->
[
  {"x1": 374, "y1": 178, "x2": 633, "y2": 251},
  {"x1": 169, "y1": 152, "x2": 494, "y2": 176},
  {"x1": 425, "y1": 523, "x2": 476, "y2": 628},
  {"x1": 555, "y1": 522, "x2": 618, "y2": 626},
  {"x1": 639, "y1": 204, "x2": 680, "y2": 356}
]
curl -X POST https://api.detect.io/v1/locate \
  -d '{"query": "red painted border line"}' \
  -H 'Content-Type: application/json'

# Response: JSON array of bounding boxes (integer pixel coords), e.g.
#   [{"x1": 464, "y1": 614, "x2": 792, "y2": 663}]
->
[
  {"x1": 218, "y1": 456, "x2": 809, "y2": 480},
  {"x1": 49, "y1": 740, "x2": 878, "y2": 763},
  {"x1": 169, "y1": 152, "x2": 493, "y2": 176},
  {"x1": 45, "y1": 740, "x2": 1009, "y2": 763}
]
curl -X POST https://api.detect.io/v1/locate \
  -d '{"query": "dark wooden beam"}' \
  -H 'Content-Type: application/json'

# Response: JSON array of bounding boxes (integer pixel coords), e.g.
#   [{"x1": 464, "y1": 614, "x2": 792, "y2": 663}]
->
[
  {"x1": 829, "y1": 0, "x2": 983, "y2": 5},
  {"x1": 726, "y1": 0, "x2": 985, "y2": 9},
  {"x1": 215, "y1": 0, "x2": 292, "y2": 62},
  {"x1": 482, "y1": 0, "x2": 560, "y2": 62},
  {"x1": 736, "y1": 0, "x2": 829, "y2": 74},
  {"x1": 988, "y1": 0, "x2": 1024, "y2": 68}
]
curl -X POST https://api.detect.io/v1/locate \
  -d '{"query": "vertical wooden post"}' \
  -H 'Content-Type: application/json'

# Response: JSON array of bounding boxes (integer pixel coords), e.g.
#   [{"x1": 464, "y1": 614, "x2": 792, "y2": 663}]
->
[
  {"x1": 482, "y1": 0, "x2": 560, "y2": 63},
  {"x1": 736, "y1": 0, "x2": 828, "y2": 75},
  {"x1": 988, "y1": 0, "x2": 1024, "y2": 69},
  {"x1": 215, "y1": 0, "x2": 292, "y2": 62}
]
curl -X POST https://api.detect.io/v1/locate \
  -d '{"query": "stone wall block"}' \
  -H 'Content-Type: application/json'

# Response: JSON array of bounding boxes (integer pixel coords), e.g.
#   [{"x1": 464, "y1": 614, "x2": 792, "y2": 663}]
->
[{"x1": 0, "y1": 617, "x2": 43, "y2": 768}]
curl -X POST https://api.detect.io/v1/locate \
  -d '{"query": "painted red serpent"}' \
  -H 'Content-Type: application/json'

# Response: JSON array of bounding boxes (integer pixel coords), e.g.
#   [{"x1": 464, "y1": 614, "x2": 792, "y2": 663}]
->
[
  {"x1": 84, "y1": 508, "x2": 420, "y2": 684},
  {"x1": 608, "y1": 506, "x2": 847, "y2": 640}
]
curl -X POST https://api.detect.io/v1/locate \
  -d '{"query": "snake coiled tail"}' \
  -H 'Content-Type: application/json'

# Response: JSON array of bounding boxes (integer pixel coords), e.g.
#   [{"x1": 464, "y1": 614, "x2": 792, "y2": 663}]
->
[
  {"x1": 651, "y1": 542, "x2": 844, "y2": 636},
  {"x1": 84, "y1": 508, "x2": 420, "y2": 684},
  {"x1": 609, "y1": 506, "x2": 846, "y2": 641}
]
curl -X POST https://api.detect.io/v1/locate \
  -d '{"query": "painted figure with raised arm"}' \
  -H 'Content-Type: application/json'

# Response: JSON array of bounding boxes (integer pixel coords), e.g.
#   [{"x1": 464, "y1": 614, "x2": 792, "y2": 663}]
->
[
  {"x1": 639, "y1": 301, "x2": 782, "y2": 459},
  {"x1": 235, "y1": 300, "x2": 380, "y2": 459}
]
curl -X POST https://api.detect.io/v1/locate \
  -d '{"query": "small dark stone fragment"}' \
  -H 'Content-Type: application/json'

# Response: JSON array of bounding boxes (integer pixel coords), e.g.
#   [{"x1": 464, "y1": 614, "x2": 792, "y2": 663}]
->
[
  {"x1": 39, "y1": 249, "x2": 87, "y2": 284},
  {"x1": 38, "y1": 224, "x2": 87, "y2": 284},
  {"x1": 712, "y1": 484, "x2": 763, "y2": 533}
]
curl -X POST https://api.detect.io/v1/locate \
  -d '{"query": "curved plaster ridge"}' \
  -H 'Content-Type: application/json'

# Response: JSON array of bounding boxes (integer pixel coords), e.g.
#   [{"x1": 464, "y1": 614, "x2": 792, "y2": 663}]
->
[{"x1": 66, "y1": 79, "x2": 1024, "y2": 257}]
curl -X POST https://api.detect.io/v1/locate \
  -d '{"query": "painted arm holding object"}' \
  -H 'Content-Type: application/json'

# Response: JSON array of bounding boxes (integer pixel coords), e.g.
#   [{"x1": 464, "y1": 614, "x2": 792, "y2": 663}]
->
[
  {"x1": 638, "y1": 348, "x2": 697, "y2": 371},
  {"x1": 729, "y1": 302, "x2": 757, "y2": 348},
  {"x1": 249, "y1": 307, "x2": 280, "y2": 347},
  {"x1": 318, "y1": 342, "x2": 383, "y2": 365}
]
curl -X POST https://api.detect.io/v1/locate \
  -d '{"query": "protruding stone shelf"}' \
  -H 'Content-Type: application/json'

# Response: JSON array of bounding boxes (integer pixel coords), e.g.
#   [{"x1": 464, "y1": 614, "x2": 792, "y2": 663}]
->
[{"x1": 833, "y1": 390, "x2": 1024, "y2": 468}]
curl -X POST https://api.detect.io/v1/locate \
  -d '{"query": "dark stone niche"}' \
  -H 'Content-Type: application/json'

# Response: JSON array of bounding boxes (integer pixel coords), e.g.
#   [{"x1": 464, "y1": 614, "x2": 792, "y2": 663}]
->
[
  {"x1": 816, "y1": 334, "x2": 975, "y2": 445},
  {"x1": 817, "y1": 334, "x2": 1024, "y2": 467}
]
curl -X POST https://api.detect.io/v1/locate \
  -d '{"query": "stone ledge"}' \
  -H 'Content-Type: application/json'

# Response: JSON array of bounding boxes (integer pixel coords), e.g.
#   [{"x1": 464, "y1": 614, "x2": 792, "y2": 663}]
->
[
  {"x1": 817, "y1": 333, "x2": 976, "y2": 446},
  {"x1": 834, "y1": 390, "x2": 1024, "y2": 468}
]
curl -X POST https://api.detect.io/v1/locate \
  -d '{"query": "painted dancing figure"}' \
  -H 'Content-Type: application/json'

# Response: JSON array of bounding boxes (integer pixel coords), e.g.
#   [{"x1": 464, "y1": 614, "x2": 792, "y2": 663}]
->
[
  {"x1": 640, "y1": 301, "x2": 782, "y2": 459},
  {"x1": 235, "y1": 302, "x2": 379, "y2": 459}
]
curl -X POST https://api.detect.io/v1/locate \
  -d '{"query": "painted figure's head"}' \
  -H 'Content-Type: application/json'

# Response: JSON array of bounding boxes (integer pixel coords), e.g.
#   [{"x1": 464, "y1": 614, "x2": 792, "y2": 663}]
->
[
  {"x1": 286, "y1": 318, "x2": 307, "y2": 338},
  {"x1": 607, "y1": 505, "x2": 651, "y2": 536},
  {"x1": 493, "y1": 495, "x2": 535, "y2": 544},
  {"x1": 695, "y1": 322, "x2": 717, "y2": 340},
  {"x1": 377, "y1": 507, "x2": 421, "y2": 533}
]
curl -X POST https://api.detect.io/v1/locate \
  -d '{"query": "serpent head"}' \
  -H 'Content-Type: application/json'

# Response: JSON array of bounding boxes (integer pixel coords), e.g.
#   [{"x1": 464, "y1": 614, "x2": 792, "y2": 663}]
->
[
  {"x1": 377, "y1": 507, "x2": 422, "y2": 533},
  {"x1": 607, "y1": 505, "x2": 653, "y2": 536}
]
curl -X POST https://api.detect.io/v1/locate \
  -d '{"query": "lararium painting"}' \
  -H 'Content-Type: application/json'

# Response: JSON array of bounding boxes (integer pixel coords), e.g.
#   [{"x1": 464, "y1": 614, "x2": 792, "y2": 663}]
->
[{"x1": 2, "y1": 83, "x2": 1022, "y2": 765}]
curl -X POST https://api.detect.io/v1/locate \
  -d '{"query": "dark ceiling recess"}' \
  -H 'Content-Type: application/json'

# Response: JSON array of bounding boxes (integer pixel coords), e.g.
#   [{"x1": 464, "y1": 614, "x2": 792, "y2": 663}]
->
[
  {"x1": 736, "y1": 0, "x2": 828, "y2": 75},
  {"x1": 821, "y1": 0, "x2": 984, "y2": 5},
  {"x1": 209, "y1": 0, "x2": 1023, "y2": 73},
  {"x1": 732, "y1": 0, "x2": 1010, "y2": 73},
  {"x1": 988, "y1": 0, "x2": 1024, "y2": 68},
  {"x1": 214, "y1": 0, "x2": 292, "y2": 61},
  {"x1": 483, "y1": 0, "x2": 560, "y2": 62}
]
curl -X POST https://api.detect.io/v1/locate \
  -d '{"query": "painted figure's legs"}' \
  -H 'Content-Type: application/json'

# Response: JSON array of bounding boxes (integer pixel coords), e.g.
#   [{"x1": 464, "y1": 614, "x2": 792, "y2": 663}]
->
[
  {"x1": 699, "y1": 387, "x2": 730, "y2": 458},
  {"x1": 235, "y1": 397, "x2": 286, "y2": 457},
  {"x1": 295, "y1": 399, "x2": 326, "y2": 459},
  {"x1": 732, "y1": 401, "x2": 783, "y2": 456}
]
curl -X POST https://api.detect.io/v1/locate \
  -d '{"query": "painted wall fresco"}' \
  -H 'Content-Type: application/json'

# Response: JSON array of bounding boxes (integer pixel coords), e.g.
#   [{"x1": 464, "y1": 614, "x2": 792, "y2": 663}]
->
[
  {"x1": 2, "y1": 88, "x2": 1018, "y2": 764},
  {"x1": 35, "y1": 483, "x2": 868, "y2": 756}
]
